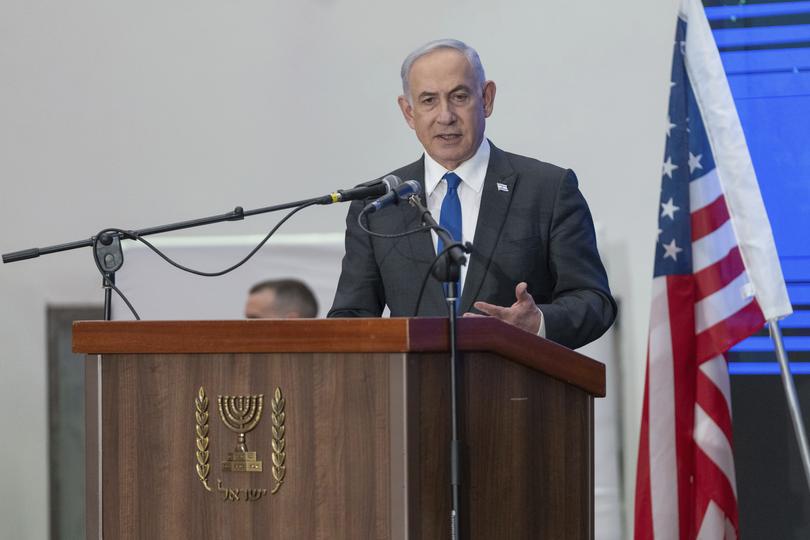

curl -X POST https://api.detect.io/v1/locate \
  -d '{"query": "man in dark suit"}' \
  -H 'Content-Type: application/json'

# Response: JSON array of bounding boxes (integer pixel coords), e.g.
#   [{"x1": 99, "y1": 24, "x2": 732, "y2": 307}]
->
[{"x1": 328, "y1": 39, "x2": 616, "y2": 350}]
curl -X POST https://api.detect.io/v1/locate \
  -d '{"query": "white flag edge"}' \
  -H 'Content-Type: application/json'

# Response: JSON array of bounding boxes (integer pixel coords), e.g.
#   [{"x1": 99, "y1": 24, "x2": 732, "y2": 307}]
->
[{"x1": 681, "y1": 0, "x2": 793, "y2": 321}]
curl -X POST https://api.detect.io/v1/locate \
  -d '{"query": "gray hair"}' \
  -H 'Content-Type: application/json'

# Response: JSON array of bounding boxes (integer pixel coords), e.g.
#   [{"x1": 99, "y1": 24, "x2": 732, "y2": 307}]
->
[{"x1": 400, "y1": 39, "x2": 486, "y2": 101}]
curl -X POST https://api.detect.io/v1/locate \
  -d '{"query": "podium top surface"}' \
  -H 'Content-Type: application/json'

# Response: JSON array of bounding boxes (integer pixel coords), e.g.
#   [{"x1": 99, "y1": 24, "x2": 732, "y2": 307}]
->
[{"x1": 73, "y1": 317, "x2": 605, "y2": 396}]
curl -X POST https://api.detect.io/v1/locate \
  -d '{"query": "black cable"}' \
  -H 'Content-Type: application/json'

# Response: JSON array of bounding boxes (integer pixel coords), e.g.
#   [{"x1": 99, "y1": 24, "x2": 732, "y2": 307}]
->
[
  {"x1": 106, "y1": 278, "x2": 141, "y2": 320},
  {"x1": 354, "y1": 206, "x2": 470, "y2": 316},
  {"x1": 412, "y1": 241, "x2": 469, "y2": 317},
  {"x1": 129, "y1": 201, "x2": 318, "y2": 277},
  {"x1": 356, "y1": 208, "x2": 438, "y2": 239},
  {"x1": 91, "y1": 201, "x2": 317, "y2": 319}
]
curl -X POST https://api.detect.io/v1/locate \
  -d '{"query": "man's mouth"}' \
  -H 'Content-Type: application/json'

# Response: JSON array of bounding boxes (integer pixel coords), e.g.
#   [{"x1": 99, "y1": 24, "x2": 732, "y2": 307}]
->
[{"x1": 436, "y1": 134, "x2": 462, "y2": 142}]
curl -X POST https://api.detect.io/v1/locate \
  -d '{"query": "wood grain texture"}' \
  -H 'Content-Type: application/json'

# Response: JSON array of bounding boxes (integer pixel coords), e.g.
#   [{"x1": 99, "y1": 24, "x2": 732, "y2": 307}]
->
[
  {"x1": 89, "y1": 351, "x2": 594, "y2": 539},
  {"x1": 74, "y1": 318, "x2": 605, "y2": 396},
  {"x1": 84, "y1": 357, "x2": 99, "y2": 540},
  {"x1": 405, "y1": 352, "x2": 593, "y2": 539},
  {"x1": 95, "y1": 352, "x2": 396, "y2": 539}
]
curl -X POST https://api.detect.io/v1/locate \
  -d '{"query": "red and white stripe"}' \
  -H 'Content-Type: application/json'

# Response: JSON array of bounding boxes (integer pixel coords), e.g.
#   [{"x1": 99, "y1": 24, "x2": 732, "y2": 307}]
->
[
  {"x1": 690, "y1": 171, "x2": 765, "y2": 364},
  {"x1": 689, "y1": 169, "x2": 756, "y2": 538},
  {"x1": 635, "y1": 166, "x2": 764, "y2": 540}
]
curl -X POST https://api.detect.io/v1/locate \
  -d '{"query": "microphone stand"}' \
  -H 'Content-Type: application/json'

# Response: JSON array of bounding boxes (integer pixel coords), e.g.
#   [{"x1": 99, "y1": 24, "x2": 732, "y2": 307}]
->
[
  {"x1": 2, "y1": 194, "x2": 333, "y2": 320},
  {"x1": 407, "y1": 194, "x2": 470, "y2": 540}
]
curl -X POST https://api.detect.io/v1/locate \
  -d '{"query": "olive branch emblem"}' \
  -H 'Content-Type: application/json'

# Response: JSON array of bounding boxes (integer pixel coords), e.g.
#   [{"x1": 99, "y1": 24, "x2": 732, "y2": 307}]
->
[
  {"x1": 195, "y1": 387, "x2": 213, "y2": 491},
  {"x1": 270, "y1": 387, "x2": 286, "y2": 494}
]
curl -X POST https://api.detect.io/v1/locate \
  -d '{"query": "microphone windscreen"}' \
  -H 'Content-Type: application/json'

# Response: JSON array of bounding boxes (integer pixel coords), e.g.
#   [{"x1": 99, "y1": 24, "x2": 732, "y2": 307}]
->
[{"x1": 381, "y1": 174, "x2": 402, "y2": 192}]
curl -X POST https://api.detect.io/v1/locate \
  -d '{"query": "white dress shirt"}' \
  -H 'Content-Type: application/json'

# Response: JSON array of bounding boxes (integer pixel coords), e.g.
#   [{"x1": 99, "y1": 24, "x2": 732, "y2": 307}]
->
[{"x1": 424, "y1": 139, "x2": 490, "y2": 294}]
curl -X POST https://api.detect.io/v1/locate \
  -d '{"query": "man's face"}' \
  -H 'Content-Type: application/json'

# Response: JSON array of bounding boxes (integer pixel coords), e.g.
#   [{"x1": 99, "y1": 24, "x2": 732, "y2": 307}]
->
[
  {"x1": 398, "y1": 48, "x2": 496, "y2": 171},
  {"x1": 245, "y1": 289, "x2": 278, "y2": 318},
  {"x1": 245, "y1": 289, "x2": 301, "y2": 319}
]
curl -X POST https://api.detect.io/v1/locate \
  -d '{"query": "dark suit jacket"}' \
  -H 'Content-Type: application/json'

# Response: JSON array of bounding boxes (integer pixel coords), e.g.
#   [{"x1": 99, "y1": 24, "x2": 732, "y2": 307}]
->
[{"x1": 327, "y1": 142, "x2": 617, "y2": 349}]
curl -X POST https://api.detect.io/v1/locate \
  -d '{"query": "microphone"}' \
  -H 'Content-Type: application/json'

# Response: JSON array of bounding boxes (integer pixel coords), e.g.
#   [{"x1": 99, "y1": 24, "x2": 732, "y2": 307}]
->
[
  {"x1": 327, "y1": 175, "x2": 402, "y2": 204},
  {"x1": 363, "y1": 180, "x2": 422, "y2": 214}
]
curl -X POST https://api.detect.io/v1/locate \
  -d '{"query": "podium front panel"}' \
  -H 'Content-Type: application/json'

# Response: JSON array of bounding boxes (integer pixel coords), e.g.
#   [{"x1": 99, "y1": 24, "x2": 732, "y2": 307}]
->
[{"x1": 86, "y1": 351, "x2": 409, "y2": 539}]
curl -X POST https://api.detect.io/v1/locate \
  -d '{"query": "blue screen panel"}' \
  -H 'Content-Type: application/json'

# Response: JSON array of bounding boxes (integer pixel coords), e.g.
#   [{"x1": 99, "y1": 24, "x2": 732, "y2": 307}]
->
[
  {"x1": 706, "y1": 3, "x2": 810, "y2": 356},
  {"x1": 714, "y1": 24, "x2": 810, "y2": 49},
  {"x1": 706, "y1": 2, "x2": 810, "y2": 20},
  {"x1": 728, "y1": 361, "x2": 810, "y2": 374}
]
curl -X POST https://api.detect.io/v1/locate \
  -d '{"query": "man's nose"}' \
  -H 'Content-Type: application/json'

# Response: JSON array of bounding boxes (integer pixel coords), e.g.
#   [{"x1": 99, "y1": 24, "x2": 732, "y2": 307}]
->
[{"x1": 436, "y1": 99, "x2": 456, "y2": 124}]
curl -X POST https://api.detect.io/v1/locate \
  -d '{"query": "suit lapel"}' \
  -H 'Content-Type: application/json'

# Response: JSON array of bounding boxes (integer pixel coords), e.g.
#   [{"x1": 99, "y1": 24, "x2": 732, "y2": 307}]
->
[
  {"x1": 398, "y1": 158, "x2": 448, "y2": 314},
  {"x1": 460, "y1": 142, "x2": 517, "y2": 313},
  {"x1": 399, "y1": 157, "x2": 431, "y2": 256}
]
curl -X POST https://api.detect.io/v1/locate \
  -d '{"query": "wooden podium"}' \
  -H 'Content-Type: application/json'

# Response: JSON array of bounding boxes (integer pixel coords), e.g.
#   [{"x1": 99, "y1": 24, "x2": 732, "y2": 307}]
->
[{"x1": 73, "y1": 317, "x2": 605, "y2": 539}]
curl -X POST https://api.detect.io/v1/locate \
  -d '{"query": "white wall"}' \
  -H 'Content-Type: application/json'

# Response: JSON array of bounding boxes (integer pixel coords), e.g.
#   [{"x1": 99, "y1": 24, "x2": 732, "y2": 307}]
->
[{"x1": 0, "y1": 0, "x2": 678, "y2": 537}]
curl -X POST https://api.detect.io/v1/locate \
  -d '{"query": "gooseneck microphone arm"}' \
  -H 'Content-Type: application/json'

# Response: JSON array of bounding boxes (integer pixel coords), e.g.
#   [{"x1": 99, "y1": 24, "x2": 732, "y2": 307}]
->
[{"x1": 408, "y1": 195, "x2": 467, "y2": 278}]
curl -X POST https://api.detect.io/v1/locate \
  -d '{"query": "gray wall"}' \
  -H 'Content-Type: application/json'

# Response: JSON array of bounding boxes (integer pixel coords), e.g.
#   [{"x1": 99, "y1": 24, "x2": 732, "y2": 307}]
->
[{"x1": 0, "y1": 0, "x2": 677, "y2": 536}]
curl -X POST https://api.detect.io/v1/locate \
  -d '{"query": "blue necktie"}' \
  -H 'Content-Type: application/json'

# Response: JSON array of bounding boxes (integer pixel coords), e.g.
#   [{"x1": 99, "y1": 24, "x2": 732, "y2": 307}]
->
[{"x1": 438, "y1": 172, "x2": 462, "y2": 256}]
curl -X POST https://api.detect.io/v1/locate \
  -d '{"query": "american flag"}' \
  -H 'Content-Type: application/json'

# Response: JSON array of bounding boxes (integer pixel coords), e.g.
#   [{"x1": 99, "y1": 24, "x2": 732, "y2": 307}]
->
[{"x1": 634, "y1": 1, "x2": 792, "y2": 539}]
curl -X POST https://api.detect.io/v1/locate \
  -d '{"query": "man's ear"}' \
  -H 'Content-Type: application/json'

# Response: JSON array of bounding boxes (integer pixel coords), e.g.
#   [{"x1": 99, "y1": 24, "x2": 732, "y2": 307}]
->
[
  {"x1": 398, "y1": 95, "x2": 416, "y2": 130},
  {"x1": 482, "y1": 80, "x2": 496, "y2": 118}
]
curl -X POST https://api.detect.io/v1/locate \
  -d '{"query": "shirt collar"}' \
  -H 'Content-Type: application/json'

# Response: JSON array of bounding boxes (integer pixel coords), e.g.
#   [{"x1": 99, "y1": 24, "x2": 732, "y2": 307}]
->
[{"x1": 424, "y1": 138, "x2": 490, "y2": 196}]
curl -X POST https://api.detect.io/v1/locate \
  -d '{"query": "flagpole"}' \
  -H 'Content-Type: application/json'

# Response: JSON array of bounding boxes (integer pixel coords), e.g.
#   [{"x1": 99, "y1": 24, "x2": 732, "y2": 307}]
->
[{"x1": 769, "y1": 318, "x2": 810, "y2": 490}]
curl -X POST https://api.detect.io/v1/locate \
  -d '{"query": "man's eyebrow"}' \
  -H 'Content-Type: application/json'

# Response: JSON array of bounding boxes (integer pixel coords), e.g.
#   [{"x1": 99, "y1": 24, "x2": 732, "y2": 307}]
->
[
  {"x1": 417, "y1": 85, "x2": 473, "y2": 100},
  {"x1": 449, "y1": 85, "x2": 472, "y2": 94}
]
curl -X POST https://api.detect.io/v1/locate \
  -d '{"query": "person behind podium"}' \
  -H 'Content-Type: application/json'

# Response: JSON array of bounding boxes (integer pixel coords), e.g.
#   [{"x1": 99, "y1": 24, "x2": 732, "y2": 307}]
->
[
  {"x1": 328, "y1": 38, "x2": 616, "y2": 349},
  {"x1": 245, "y1": 278, "x2": 318, "y2": 319}
]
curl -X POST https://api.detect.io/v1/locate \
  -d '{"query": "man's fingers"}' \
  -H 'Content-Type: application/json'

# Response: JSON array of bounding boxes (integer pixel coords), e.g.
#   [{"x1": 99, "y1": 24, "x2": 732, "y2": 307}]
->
[
  {"x1": 514, "y1": 282, "x2": 534, "y2": 304},
  {"x1": 462, "y1": 312, "x2": 486, "y2": 318},
  {"x1": 471, "y1": 292, "x2": 541, "y2": 335},
  {"x1": 474, "y1": 301, "x2": 508, "y2": 318}
]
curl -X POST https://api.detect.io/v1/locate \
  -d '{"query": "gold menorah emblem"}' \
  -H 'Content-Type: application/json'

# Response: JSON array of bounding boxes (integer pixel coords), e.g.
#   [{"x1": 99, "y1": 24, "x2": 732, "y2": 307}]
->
[{"x1": 218, "y1": 394, "x2": 264, "y2": 473}]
